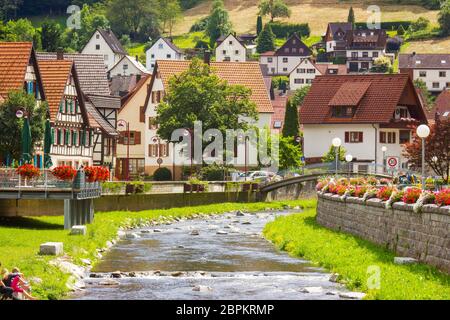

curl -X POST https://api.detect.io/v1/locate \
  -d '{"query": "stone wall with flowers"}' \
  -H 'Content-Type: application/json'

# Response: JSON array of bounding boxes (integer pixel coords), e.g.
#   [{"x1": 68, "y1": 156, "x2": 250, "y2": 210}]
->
[{"x1": 316, "y1": 189, "x2": 450, "y2": 273}]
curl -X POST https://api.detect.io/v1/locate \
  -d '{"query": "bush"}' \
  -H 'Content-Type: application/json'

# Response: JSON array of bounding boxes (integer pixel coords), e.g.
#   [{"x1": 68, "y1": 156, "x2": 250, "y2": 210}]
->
[
  {"x1": 190, "y1": 17, "x2": 209, "y2": 32},
  {"x1": 410, "y1": 17, "x2": 430, "y2": 32},
  {"x1": 386, "y1": 37, "x2": 403, "y2": 52},
  {"x1": 267, "y1": 22, "x2": 310, "y2": 38},
  {"x1": 153, "y1": 167, "x2": 173, "y2": 181},
  {"x1": 200, "y1": 164, "x2": 225, "y2": 181},
  {"x1": 377, "y1": 186, "x2": 395, "y2": 201}
]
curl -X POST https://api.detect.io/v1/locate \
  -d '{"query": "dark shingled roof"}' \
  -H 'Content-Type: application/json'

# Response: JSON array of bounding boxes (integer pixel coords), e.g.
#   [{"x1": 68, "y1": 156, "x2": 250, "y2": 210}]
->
[
  {"x1": 97, "y1": 29, "x2": 127, "y2": 55},
  {"x1": 37, "y1": 52, "x2": 111, "y2": 96},
  {"x1": 85, "y1": 101, "x2": 118, "y2": 136},
  {"x1": 87, "y1": 94, "x2": 121, "y2": 110},
  {"x1": 328, "y1": 22, "x2": 353, "y2": 40},
  {"x1": 399, "y1": 53, "x2": 450, "y2": 69},
  {"x1": 300, "y1": 74, "x2": 427, "y2": 124}
]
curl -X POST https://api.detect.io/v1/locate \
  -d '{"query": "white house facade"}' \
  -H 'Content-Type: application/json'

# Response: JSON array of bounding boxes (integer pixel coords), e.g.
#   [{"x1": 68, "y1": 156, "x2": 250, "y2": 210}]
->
[
  {"x1": 259, "y1": 33, "x2": 312, "y2": 76},
  {"x1": 399, "y1": 54, "x2": 450, "y2": 93},
  {"x1": 215, "y1": 34, "x2": 247, "y2": 62},
  {"x1": 108, "y1": 55, "x2": 149, "y2": 78},
  {"x1": 289, "y1": 59, "x2": 347, "y2": 90},
  {"x1": 145, "y1": 38, "x2": 185, "y2": 73},
  {"x1": 81, "y1": 29, "x2": 127, "y2": 70}
]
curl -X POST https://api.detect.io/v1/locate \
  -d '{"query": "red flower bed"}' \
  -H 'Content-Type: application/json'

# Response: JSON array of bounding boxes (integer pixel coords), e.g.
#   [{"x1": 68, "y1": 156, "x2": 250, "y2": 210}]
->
[
  {"x1": 16, "y1": 164, "x2": 41, "y2": 179},
  {"x1": 336, "y1": 185, "x2": 347, "y2": 196},
  {"x1": 435, "y1": 189, "x2": 450, "y2": 206},
  {"x1": 51, "y1": 165, "x2": 77, "y2": 181},
  {"x1": 84, "y1": 166, "x2": 110, "y2": 183},
  {"x1": 328, "y1": 183, "x2": 338, "y2": 194},
  {"x1": 376, "y1": 186, "x2": 395, "y2": 201},
  {"x1": 402, "y1": 188, "x2": 422, "y2": 204},
  {"x1": 354, "y1": 185, "x2": 367, "y2": 198}
]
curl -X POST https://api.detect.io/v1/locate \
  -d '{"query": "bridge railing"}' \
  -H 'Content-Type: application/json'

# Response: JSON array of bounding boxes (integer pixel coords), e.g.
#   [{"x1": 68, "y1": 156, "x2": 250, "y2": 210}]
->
[{"x1": 0, "y1": 168, "x2": 102, "y2": 199}]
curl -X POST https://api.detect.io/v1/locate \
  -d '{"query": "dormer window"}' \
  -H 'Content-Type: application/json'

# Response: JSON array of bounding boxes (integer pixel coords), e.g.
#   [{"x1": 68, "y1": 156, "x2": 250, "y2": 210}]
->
[
  {"x1": 394, "y1": 106, "x2": 409, "y2": 119},
  {"x1": 158, "y1": 43, "x2": 164, "y2": 49},
  {"x1": 332, "y1": 106, "x2": 355, "y2": 118}
]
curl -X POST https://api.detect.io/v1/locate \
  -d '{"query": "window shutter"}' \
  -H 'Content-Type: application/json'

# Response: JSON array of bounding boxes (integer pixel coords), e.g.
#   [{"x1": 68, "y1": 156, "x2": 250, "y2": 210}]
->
[
  {"x1": 393, "y1": 132, "x2": 396, "y2": 144},
  {"x1": 359, "y1": 132, "x2": 363, "y2": 142},
  {"x1": 380, "y1": 132, "x2": 385, "y2": 143},
  {"x1": 345, "y1": 132, "x2": 349, "y2": 143},
  {"x1": 118, "y1": 132, "x2": 124, "y2": 144},
  {"x1": 65, "y1": 130, "x2": 69, "y2": 145},
  {"x1": 59, "y1": 101, "x2": 63, "y2": 113},
  {"x1": 139, "y1": 107, "x2": 145, "y2": 123},
  {"x1": 134, "y1": 131, "x2": 141, "y2": 145}
]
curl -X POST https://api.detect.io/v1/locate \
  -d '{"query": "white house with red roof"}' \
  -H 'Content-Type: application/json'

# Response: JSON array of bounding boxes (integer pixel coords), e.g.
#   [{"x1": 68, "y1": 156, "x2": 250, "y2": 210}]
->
[
  {"x1": 299, "y1": 74, "x2": 428, "y2": 173},
  {"x1": 259, "y1": 33, "x2": 311, "y2": 76},
  {"x1": 289, "y1": 58, "x2": 347, "y2": 90}
]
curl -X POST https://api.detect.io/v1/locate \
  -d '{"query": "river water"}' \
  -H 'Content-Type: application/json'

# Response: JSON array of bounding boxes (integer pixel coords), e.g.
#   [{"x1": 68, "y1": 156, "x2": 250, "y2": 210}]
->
[{"x1": 75, "y1": 210, "x2": 359, "y2": 300}]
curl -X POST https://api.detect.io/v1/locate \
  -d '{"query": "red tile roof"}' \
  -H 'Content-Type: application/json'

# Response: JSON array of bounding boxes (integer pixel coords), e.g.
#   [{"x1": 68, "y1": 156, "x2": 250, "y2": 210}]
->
[
  {"x1": 155, "y1": 60, "x2": 273, "y2": 113},
  {"x1": 300, "y1": 74, "x2": 427, "y2": 124},
  {"x1": 0, "y1": 42, "x2": 33, "y2": 98},
  {"x1": 435, "y1": 89, "x2": 450, "y2": 115},
  {"x1": 38, "y1": 59, "x2": 73, "y2": 120}
]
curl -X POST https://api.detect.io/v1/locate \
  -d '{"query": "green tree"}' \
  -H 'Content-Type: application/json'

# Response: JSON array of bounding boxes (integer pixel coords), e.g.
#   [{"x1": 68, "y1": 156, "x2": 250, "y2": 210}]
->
[
  {"x1": 322, "y1": 145, "x2": 346, "y2": 163},
  {"x1": 414, "y1": 78, "x2": 435, "y2": 106},
  {"x1": 258, "y1": 0, "x2": 291, "y2": 22},
  {"x1": 3, "y1": 18, "x2": 35, "y2": 42},
  {"x1": 438, "y1": 0, "x2": 450, "y2": 36},
  {"x1": 107, "y1": 0, "x2": 159, "y2": 41},
  {"x1": 157, "y1": 58, "x2": 258, "y2": 141},
  {"x1": 279, "y1": 136, "x2": 302, "y2": 170},
  {"x1": 371, "y1": 56, "x2": 392, "y2": 73},
  {"x1": 206, "y1": 0, "x2": 233, "y2": 46},
  {"x1": 256, "y1": 15, "x2": 263, "y2": 35},
  {"x1": 410, "y1": 16, "x2": 430, "y2": 32},
  {"x1": 282, "y1": 99, "x2": 299, "y2": 138},
  {"x1": 347, "y1": 6, "x2": 355, "y2": 26},
  {"x1": 159, "y1": 0, "x2": 182, "y2": 37},
  {"x1": 0, "y1": 90, "x2": 47, "y2": 162},
  {"x1": 397, "y1": 24, "x2": 406, "y2": 36},
  {"x1": 291, "y1": 86, "x2": 311, "y2": 108},
  {"x1": 0, "y1": 0, "x2": 22, "y2": 20},
  {"x1": 41, "y1": 20, "x2": 62, "y2": 52},
  {"x1": 256, "y1": 23, "x2": 275, "y2": 53}
]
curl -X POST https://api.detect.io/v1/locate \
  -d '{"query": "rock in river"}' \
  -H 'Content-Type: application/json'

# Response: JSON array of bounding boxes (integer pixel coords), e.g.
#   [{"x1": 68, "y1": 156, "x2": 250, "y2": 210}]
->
[
  {"x1": 192, "y1": 285, "x2": 212, "y2": 292},
  {"x1": 190, "y1": 230, "x2": 200, "y2": 236},
  {"x1": 217, "y1": 230, "x2": 228, "y2": 235}
]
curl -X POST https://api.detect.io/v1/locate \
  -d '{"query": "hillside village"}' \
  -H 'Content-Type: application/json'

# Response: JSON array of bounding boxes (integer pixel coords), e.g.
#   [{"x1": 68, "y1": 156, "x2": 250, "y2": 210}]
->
[{"x1": 0, "y1": 0, "x2": 448, "y2": 181}]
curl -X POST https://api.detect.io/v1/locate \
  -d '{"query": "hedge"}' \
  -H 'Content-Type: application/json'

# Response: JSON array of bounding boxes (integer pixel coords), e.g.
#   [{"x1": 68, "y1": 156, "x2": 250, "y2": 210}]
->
[
  {"x1": 267, "y1": 22, "x2": 310, "y2": 38},
  {"x1": 354, "y1": 21, "x2": 411, "y2": 31}
]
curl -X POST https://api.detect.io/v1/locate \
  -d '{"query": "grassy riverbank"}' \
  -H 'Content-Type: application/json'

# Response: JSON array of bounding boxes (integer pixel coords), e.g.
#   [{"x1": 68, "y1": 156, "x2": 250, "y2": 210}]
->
[
  {"x1": 264, "y1": 209, "x2": 450, "y2": 300},
  {"x1": 0, "y1": 199, "x2": 316, "y2": 300}
]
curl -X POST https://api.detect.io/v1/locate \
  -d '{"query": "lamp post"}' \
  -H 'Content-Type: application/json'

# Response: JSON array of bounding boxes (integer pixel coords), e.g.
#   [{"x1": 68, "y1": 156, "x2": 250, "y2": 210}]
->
[
  {"x1": 416, "y1": 124, "x2": 430, "y2": 190},
  {"x1": 332, "y1": 137, "x2": 342, "y2": 176},
  {"x1": 117, "y1": 119, "x2": 130, "y2": 181},
  {"x1": 381, "y1": 146, "x2": 387, "y2": 174},
  {"x1": 16, "y1": 109, "x2": 32, "y2": 165}
]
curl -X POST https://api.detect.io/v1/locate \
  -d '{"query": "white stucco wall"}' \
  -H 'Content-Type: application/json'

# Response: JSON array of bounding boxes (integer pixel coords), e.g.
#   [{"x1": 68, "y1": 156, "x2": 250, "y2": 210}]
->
[
  {"x1": 413, "y1": 69, "x2": 450, "y2": 92},
  {"x1": 146, "y1": 39, "x2": 185, "y2": 72},
  {"x1": 215, "y1": 35, "x2": 247, "y2": 62},
  {"x1": 81, "y1": 30, "x2": 123, "y2": 70},
  {"x1": 289, "y1": 59, "x2": 318, "y2": 90}
]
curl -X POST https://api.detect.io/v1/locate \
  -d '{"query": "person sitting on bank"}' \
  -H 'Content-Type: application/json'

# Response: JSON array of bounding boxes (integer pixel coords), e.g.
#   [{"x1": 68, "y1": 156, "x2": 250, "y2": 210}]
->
[
  {"x1": 0, "y1": 267, "x2": 18, "y2": 300},
  {"x1": 2, "y1": 268, "x2": 36, "y2": 300}
]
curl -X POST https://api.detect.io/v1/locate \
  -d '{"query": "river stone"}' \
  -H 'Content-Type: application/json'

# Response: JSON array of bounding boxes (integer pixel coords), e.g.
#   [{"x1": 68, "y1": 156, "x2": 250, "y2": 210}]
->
[
  {"x1": 339, "y1": 292, "x2": 366, "y2": 300},
  {"x1": 242, "y1": 221, "x2": 252, "y2": 225},
  {"x1": 126, "y1": 232, "x2": 140, "y2": 239},
  {"x1": 81, "y1": 258, "x2": 91, "y2": 266},
  {"x1": 153, "y1": 229, "x2": 163, "y2": 233},
  {"x1": 394, "y1": 257, "x2": 418, "y2": 265},
  {"x1": 236, "y1": 210, "x2": 245, "y2": 217},
  {"x1": 177, "y1": 245, "x2": 185, "y2": 249},
  {"x1": 217, "y1": 230, "x2": 228, "y2": 235},
  {"x1": 40, "y1": 242, "x2": 63, "y2": 256},
  {"x1": 99, "y1": 279, "x2": 120, "y2": 286},
  {"x1": 140, "y1": 230, "x2": 151, "y2": 234},
  {"x1": 329, "y1": 273, "x2": 339, "y2": 282},
  {"x1": 190, "y1": 230, "x2": 200, "y2": 236},
  {"x1": 300, "y1": 287, "x2": 323, "y2": 294},
  {"x1": 70, "y1": 225, "x2": 87, "y2": 236},
  {"x1": 192, "y1": 285, "x2": 212, "y2": 292},
  {"x1": 111, "y1": 271, "x2": 122, "y2": 278},
  {"x1": 171, "y1": 271, "x2": 184, "y2": 277}
]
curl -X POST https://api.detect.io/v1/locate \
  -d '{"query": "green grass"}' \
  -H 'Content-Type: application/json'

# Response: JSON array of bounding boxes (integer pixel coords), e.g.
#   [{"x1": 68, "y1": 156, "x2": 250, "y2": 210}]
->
[
  {"x1": 264, "y1": 208, "x2": 450, "y2": 300},
  {"x1": 0, "y1": 199, "x2": 316, "y2": 300},
  {"x1": 172, "y1": 31, "x2": 209, "y2": 49}
]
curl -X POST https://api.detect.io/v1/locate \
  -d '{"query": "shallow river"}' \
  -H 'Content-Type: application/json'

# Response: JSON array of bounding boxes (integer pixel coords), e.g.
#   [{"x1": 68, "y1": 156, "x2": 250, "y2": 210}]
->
[{"x1": 75, "y1": 210, "x2": 358, "y2": 300}]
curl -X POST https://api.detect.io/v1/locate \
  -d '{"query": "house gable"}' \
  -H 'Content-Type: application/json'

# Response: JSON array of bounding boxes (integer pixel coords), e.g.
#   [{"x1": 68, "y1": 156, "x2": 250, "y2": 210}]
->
[{"x1": 275, "y1": 33, "x2": 311, "y2": 57}]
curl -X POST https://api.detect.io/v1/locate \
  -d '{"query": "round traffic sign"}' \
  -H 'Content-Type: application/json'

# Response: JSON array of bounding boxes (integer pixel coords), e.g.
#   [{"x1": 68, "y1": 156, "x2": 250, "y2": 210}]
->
[{"x1": 387, "y1": 157, "x2": 398, "y2": 168}]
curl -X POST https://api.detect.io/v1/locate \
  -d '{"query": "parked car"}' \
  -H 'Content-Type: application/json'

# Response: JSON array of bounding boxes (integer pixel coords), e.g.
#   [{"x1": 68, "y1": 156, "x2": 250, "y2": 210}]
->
[{"x1": 237, "y1": 171, "x2": 279, "y2": 182}]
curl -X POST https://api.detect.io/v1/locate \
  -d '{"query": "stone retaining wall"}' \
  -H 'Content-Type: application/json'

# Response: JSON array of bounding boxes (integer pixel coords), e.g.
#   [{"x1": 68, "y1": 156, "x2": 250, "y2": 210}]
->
[
  {"x1": 317, "y1": 193, "x2": 450, "y2": 273},
  {"x1": 0, "y1": 192, "x2": 256, "y2": 217}
]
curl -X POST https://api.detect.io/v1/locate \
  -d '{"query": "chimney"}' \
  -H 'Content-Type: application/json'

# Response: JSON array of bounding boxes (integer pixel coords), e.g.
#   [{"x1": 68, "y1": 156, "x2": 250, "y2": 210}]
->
[
  {"x1": 412, "y1": 51, "x2": 416, "y2": 56},
  {"x1": 57, "y1": 47, "x2": 64, "y2": 60},
  {"x1": 135, "y1": 55, "x2": 139, "y2": 62},
  {"x1": 204, "y1": 50, "x2": 211, "y2": 65}
]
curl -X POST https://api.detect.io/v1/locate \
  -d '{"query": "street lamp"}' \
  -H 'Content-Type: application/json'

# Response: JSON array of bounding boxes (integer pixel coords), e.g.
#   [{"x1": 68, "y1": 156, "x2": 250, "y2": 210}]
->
[
  {"x1": 332, "y1": 137, "x2": 342, "y2": 176},
  {"x1": 381, "y1": 146, "x2": 387, "y2": 173},
  {"x1": 416, "y1": 124, "x2": 430, "y2": 190},
  {"x1": 117, "y1": 119, "x2": 130, "y2": 181}
]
